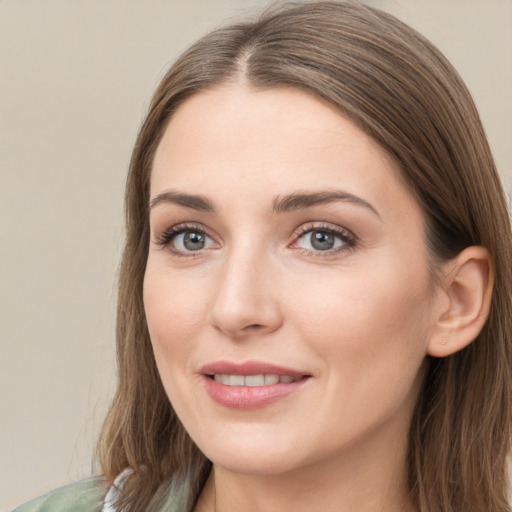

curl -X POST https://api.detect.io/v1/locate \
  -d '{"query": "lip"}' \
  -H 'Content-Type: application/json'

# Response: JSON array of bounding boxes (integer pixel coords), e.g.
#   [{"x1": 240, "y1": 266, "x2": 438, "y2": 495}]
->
[
  {"x1": 200, "y1": 360, "x2": 308, "y2": 377},
  {"x1": 200, "y1": 360, "x2": 311, "y2": 410}
]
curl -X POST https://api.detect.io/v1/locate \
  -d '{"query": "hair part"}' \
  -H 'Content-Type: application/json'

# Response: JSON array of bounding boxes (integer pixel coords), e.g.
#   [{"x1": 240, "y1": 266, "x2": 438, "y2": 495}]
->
[{"x1": 97, "y1": 2, "x2": 512, "y2": 511}]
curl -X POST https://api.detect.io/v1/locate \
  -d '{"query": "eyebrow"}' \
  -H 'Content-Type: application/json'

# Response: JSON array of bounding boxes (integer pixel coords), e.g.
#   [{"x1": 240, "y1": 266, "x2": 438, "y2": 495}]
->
[
  {"x1": 149, "y1": 191, "x2": 216, "y2": 212},
  {"x1": 149, "y1": 188, "x2": 379, "y2": 217},
  {"x1": 272, "y1": 190, "x2": 380, "y2": 217}
]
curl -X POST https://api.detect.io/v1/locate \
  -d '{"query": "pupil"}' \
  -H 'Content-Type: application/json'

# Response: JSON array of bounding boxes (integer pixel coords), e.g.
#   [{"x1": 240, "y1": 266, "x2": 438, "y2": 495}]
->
[
  {"x1": 311, "y1": 231, "x2": 334, "y2": 250},
  {"x1": 184, "y1": 232, "x2": 205, "y2": 250}
]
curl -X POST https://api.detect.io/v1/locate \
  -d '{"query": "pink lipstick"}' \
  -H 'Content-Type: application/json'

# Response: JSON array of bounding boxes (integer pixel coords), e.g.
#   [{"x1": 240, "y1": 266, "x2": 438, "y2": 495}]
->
[{"x1": 200, "y1": 361, "x2": 311, "y2": 410}]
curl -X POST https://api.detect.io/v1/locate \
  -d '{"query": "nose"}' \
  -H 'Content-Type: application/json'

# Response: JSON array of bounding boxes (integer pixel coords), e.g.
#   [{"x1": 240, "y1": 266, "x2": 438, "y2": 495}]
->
[{"x1": 208, "y1": 245, "x2": 283, "y2": 340}]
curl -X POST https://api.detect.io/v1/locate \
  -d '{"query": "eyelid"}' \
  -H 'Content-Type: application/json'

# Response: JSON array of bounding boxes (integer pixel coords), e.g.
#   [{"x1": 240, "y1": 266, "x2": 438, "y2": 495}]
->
[
  {"x1": 290, "y1": 222, "x2": 357, "y2": 255},
  {"x1": 153, "y1": 222, "x2": 219, "y2": 254},
  {"x1": 152, "y1": 220, "x2": 356, "y2": 258}
]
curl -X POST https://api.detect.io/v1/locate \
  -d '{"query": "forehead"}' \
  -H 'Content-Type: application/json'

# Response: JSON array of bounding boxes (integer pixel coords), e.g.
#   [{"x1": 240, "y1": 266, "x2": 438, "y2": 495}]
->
[
  {"x1": 151, "y1": 84, "x2": 421, "y2": 223},
  {"x1": 155, "y1": 84, "x2": 384, "y2": 163}
]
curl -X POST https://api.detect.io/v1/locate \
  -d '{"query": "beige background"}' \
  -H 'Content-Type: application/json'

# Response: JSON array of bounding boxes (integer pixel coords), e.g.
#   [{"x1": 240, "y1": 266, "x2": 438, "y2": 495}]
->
[{"x1": 1, "y1": 0, "x2": 511, "y2": 510}]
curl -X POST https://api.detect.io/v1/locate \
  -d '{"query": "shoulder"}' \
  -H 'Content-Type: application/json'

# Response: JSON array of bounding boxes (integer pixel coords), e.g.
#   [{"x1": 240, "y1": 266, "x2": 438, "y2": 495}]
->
[
  {"x1": 11, "y1": 477, "x2": 108, "y2": 512},
  {"x1": 103, "y1": 470, "x2": 191, "y2": 512}
]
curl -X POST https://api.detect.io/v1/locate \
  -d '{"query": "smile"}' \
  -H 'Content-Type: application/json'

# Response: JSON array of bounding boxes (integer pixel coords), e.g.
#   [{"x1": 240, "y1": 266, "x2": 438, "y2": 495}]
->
[
  {"x1": 200, "y1": 361, "x2": 311, "y2": 409},
  {"x1": 212, "y1": 374, "x2": 301, "y2": 386}
]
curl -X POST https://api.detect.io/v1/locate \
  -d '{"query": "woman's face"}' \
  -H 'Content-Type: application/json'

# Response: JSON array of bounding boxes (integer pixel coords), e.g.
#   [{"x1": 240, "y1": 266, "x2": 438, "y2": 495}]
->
[{"x1": 144, "y1": 84, "x2": 440, "y2": 477}]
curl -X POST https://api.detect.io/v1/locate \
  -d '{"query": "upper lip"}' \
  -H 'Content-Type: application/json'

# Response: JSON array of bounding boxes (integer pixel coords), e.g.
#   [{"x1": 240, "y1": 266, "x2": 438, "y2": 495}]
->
[{"x1": 200, "y1": 360, "x2": 309, "y2": 377}]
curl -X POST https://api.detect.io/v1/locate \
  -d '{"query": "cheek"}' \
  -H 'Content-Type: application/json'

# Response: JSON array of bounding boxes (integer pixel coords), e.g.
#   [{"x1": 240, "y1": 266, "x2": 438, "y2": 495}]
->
[
  {"x1": 292, "y1": 266, "x2": 431, "y2": 343},
  {"x1": 143, "y1": 266, "x2": 214, "y2": 422},
  {"x1": 143, "y1": 265, "x2": 208, "y2": 373},
  {"x1": 288, "y1": 266, "x2": 432, "y2": 394},
  {"x1": 312, "y1": 278, "x2": 429, "y2": 441}
]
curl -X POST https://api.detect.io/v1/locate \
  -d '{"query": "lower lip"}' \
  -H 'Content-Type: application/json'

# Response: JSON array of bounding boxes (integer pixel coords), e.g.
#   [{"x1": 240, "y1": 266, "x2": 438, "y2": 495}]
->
[{"x1": 203, "y1": 376, "x2": 309, "y2": 410}]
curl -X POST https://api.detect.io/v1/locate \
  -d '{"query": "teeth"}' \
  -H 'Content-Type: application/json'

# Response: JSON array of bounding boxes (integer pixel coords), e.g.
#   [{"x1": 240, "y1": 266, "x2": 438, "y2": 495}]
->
[
  {"x1": 245, "y1": 375, "x2": 264, "y2": 387},
  {"x1": 264, "y1": 374, "x2": 279, "y2": 385},
  {"x1": 230, "y1": 375, "x2": 245, "y2": 386},
  {"x1": 213, "y1": 374, "x2": 300, "y2": 386}
]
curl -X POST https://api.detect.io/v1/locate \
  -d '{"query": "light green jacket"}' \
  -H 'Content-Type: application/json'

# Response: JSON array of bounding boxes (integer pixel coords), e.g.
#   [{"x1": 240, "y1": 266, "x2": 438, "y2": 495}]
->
[
  {"x1": 11, "y1": 478, "x2": 107, "y2": 512},
  {"x1": 11, "y1": 475, "x2": 190, "y2": 512}
]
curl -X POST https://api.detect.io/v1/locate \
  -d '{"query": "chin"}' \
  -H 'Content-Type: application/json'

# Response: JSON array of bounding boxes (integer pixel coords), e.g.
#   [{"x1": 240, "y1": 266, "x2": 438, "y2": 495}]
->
[
  {"x1": 194, "y1": 432, "x2": 307, "y2": 477},
  {"x1": 211, "y1": 452, "x2": 302, "y2": 477}
]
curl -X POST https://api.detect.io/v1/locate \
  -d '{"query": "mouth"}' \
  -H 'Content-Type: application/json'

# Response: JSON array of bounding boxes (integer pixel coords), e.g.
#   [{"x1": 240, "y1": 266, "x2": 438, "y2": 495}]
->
[
  {"x1": 200, "y1": 361, "x2": 311, "y2": 409},
  {"x1": 211, "y1": 374, "x2": 302, "y2": 386}
]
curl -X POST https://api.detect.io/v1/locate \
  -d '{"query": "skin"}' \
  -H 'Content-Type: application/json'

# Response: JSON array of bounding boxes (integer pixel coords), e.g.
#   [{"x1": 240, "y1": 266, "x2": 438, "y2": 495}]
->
[{"x1": 144, "y1": 84, "x2": 446, "y2": 512}]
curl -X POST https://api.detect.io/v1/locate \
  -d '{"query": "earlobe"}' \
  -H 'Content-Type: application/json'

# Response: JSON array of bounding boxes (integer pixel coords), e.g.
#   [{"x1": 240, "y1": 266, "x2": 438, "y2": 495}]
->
[{"x1": 427, "y1": 246, "x2": 494, "y2": 358}]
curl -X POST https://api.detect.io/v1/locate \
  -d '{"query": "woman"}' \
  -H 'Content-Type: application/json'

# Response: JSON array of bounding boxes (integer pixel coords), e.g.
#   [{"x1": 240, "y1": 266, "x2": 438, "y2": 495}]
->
[{"x1": 14, "y1": 1, "x2": 512, "y2": 511}]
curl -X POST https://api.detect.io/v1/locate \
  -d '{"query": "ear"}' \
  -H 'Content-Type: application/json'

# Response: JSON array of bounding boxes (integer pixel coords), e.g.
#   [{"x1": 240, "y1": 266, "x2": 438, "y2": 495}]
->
[{"x1": 427, "y1": 246, "x2": 494, "y2": 358}]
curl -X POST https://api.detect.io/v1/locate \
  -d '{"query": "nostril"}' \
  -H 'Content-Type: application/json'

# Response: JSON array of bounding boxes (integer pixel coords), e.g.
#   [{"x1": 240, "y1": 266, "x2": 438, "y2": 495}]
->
[{"x1": 208, "y1": 291, "x2": 283, "y2": 338}]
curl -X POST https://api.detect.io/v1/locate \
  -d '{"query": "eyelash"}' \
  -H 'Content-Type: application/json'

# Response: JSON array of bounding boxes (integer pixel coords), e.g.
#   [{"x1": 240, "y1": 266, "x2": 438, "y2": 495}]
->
[
  {"x1": 293, "y1": 222, "x2": 357, "y2": 257},
  {"x1": 153, "y1": 222, "x2": 357, "y2": 258},
  {"x1": 154, "y1": 223, "x2": 214, "y2": 258}
]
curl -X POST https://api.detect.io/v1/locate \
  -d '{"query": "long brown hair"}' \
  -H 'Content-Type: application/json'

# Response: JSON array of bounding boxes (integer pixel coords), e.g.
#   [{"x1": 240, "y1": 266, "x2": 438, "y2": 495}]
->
[{"x1": 97, "y1": 2, "x2": 512, "y2": 511}]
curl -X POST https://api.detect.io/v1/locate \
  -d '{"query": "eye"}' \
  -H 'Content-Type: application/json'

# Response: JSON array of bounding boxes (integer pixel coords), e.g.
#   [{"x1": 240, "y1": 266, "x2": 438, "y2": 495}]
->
[
  {"x1": 154, "y1": 224, "x2": 217, "y2": 255},
  {"x1": 292, "y1": 224, "x2": 356, "y2": 254},
  {"x1": 173, "y1": 230, "x2": 214, "y2": 251}
]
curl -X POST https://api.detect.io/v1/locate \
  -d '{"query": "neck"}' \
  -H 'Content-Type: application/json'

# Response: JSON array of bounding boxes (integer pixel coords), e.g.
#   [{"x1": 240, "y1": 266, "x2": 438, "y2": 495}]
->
[{"x1": 194, "y1": 421, "x2": 416, "y2": 512}]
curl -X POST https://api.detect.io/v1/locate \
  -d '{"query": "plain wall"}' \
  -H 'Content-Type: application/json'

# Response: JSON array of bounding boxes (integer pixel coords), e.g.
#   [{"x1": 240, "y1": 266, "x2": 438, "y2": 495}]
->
[{"x1": 1, "y1": 1, "x2": 511, "y2": 510}]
